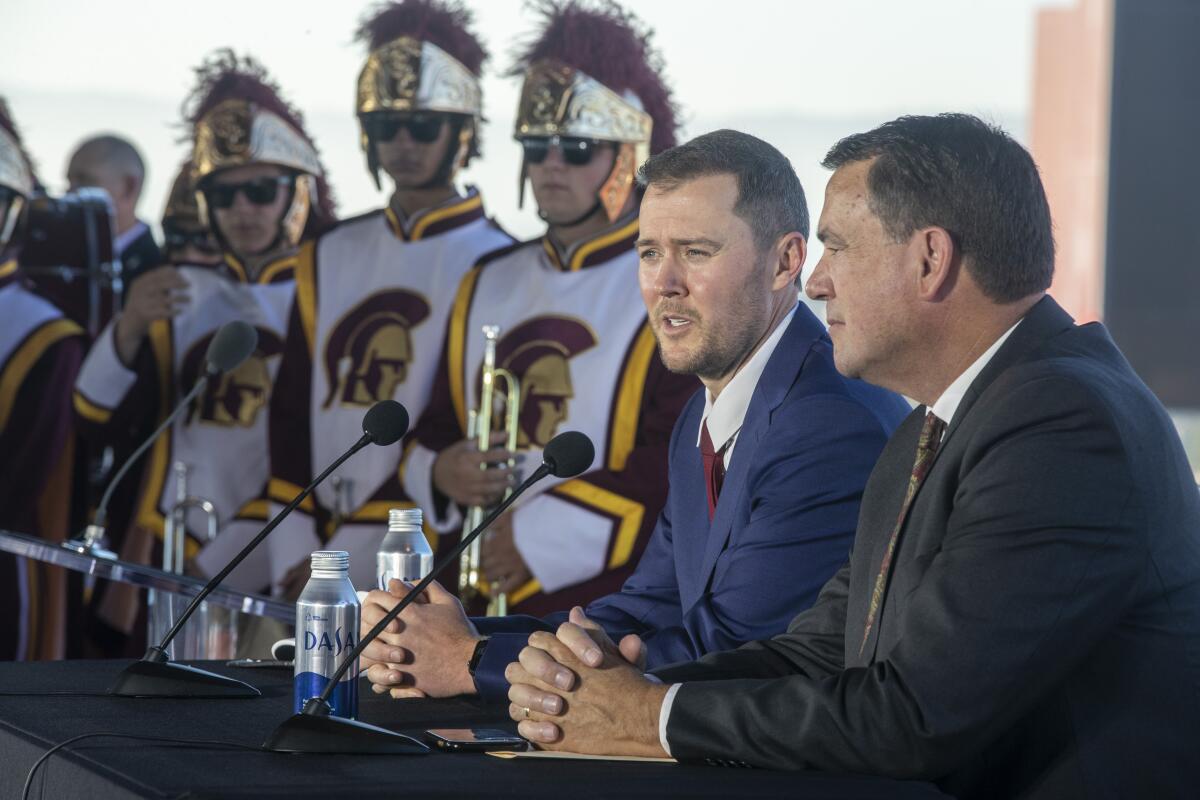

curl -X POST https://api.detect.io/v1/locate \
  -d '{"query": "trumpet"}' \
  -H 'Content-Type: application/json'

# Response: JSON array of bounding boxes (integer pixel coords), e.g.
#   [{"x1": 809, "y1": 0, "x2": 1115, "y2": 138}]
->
[
  {"x1": 162, "y1": 460, "x2": 218, "y2": 575},
  {"x1": 459, "y1": 325, "x2": 521, "y2": 616}
]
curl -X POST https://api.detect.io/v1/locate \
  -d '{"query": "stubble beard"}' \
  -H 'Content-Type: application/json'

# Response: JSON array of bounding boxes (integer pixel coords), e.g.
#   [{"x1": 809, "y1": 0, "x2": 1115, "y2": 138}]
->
[{"x1": 655, "y1": 289, "x2": 768, "y2": 381}]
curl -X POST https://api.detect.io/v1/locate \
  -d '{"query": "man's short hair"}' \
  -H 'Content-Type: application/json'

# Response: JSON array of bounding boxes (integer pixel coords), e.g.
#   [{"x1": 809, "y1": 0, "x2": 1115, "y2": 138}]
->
[
  {"x1": 72, "y1": 134, "x2": 146, "y2": 183},
  {"x1": 637, "y1": 129, "x2": 810, "y2": 251},
  {"x1": 822, "y1": 113, "x2": 1055, "y2": 303}
]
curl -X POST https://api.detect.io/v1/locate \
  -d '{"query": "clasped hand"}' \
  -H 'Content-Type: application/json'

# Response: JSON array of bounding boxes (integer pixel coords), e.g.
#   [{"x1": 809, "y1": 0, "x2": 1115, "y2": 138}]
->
[
  {"x1": 504, "y1": 607, "x2": 669, "y2": 758},
  {"x1": 359, "y1": 578, "x2": 481, "y2": 698}
]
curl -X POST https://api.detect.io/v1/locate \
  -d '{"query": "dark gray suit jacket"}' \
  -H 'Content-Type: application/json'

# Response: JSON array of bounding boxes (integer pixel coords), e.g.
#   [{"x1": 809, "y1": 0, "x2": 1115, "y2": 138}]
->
[{"x1": 654, "y1": 297, "x2": 1200, "y2": 799}]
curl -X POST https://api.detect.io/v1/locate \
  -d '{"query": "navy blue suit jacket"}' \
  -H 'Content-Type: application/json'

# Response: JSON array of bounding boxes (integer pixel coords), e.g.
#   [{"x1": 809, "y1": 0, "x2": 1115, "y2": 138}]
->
[{"x1": 472, "y1": 305, "x2": 910, "y2": 701}]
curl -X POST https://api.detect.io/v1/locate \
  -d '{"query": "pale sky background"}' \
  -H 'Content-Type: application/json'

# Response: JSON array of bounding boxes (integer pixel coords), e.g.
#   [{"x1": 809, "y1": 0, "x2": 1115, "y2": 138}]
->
[{"x1": 3, "y1": 0, "x2": 1071, "y2": 287}]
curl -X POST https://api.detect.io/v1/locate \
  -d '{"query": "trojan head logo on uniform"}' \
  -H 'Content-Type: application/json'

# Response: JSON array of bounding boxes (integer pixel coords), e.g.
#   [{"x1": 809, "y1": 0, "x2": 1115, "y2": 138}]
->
[
  {"x1": 483, "y1": 317, "x2": 597, "y2": 448},
  {"x1": 322, "y1": 289, "x2": 431, "y2": 409},
  {"x1": 181, "y1": 327, "x2": 285, "y2": 427}
]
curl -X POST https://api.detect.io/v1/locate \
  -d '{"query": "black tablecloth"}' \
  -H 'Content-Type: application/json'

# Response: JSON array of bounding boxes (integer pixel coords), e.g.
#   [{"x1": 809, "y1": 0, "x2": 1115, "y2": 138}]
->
[{"x1": 0, "y1": 660, "x2": 949, "y2": 799}]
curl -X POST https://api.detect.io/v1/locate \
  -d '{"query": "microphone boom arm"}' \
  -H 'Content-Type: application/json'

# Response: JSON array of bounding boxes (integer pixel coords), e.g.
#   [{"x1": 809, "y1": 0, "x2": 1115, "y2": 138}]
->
[{"x1": 92, "y1": 375, "x2": 209, "y2": 529}]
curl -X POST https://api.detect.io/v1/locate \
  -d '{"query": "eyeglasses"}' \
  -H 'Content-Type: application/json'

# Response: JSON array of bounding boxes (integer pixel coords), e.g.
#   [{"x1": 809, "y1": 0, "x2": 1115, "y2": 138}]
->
[
  {"x1": 164, "y1": 228, "x2": 218, "y2": 253},
  {"x1": 521, "y1": 135, "x2": 608, "y2": 167},
  {"x1": 362, "y1": 113, "x2": 447, "y2": 144},
  {"x1": 0, "y1": 186, "x2": 16, "y2": 206},
  {"x1": 205, "y1": 175, "x2": 295, "y2": 209}
]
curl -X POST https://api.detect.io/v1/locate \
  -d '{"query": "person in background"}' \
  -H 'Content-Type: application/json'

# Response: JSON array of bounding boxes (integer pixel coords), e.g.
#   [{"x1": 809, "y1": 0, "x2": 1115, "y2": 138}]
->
[
  {"x1": 266, "y1": 0, "x2": 512, "y2": 597},
  {"x1": 72, "y1": 52, "x2": 335, "y2": 653},
  {"x1": 0, "y1": 98, "x2": 87, "y2": 660},
  {"x1": 66, "y1": 133, "x2": 161, "y2": 285},
  {"x1": 397, "y1": 0, "x2": 697, "y2": 620}
]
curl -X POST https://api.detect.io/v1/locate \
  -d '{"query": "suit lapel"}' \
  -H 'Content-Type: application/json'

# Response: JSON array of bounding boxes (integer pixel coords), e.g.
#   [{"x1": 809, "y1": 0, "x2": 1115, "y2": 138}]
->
[{"x1": 697, "y1": 306, "x2": 827, "y2": 587}]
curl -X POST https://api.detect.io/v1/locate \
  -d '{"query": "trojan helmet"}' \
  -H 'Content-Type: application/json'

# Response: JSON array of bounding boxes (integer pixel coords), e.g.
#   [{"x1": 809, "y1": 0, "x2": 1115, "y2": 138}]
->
[
  {"x1": 512, "y1": 1, "x2": 679, "y2": 222},
  {"x1": 0, "y1": 98, "x2": 35, "y2": 249},
  {"x1": 355, "y1": 0, "x2": 488, "y2": 189},
  {"x1": 185, "y1": 50, "x2": 336, "y2": 251},
  {"x1": 162, "y1": 161, "x2": 203, "y2": 231},
  {"x1": 161, "y1": 161, "x2": 217, "y2": 263}
]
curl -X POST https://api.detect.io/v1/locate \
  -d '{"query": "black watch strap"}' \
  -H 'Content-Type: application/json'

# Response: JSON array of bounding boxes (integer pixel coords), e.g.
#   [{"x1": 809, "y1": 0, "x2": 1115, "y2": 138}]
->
[{"x1": 467, "y1": 637, "x2": 490, "y2": 677}]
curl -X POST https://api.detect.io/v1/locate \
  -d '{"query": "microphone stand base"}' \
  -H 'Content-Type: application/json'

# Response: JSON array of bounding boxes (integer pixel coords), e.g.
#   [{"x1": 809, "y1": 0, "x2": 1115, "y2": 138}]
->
[
  {"x1": 62, "y1": 524, "x2": 118, "y2": 560},
  {"x1": 108, "y1": 659, "x2": 261, "y2": 698},
  {"x1": 263, "y1": 712, "x2": 429, "y2": 754}
]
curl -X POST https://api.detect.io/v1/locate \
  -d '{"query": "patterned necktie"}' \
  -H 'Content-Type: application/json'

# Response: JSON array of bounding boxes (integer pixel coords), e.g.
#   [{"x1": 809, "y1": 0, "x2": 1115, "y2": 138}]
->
[
  {"x1": 859, "y1": 411, "x2": 947, "y2": 656},
  {"x1": 699, "y1": 421, "x2": 727, "y2": 521}
]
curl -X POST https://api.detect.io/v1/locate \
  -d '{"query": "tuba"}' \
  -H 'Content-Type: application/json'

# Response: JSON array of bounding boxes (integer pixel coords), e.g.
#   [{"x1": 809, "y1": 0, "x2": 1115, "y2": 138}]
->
[{"x1": 458, "y1": 325, "x2": 520, "y2": 616}]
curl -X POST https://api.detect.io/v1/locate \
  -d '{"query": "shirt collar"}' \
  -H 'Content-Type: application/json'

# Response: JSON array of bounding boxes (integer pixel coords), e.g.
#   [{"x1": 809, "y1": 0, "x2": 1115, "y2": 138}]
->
[
  {"x1": 541, "y1": 212, "x2": 639, "y2": 272},
  {"x1": 930, "y1": 317, "x2": 1023, "y2": 425},
  {"x1": 697, "y1": 303, "x2": 798, "y2": 450},
  {"x1": 383, "y1": 187, "x2": 484, "y2": 242},
  {"x1": 114, "y1": 220, "x2": 149, "y2": 256}
]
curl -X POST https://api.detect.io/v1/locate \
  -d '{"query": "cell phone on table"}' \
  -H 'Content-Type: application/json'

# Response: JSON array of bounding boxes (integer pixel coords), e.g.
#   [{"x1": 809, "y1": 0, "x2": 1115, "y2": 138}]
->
[
  {"x1": 426, "y1": 728, "x2": 528, "y2": 752},
  {"x1": 225, "y1": 658, "x2": 292, "y2": 669}
]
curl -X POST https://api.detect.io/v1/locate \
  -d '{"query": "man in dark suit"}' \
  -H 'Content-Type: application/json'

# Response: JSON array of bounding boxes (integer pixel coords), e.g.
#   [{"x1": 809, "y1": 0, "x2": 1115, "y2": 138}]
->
[
  {"x1": 357, "y1": 130, "x2": 909, "y2": 703},
  {"x1": 505, "y1": 114, "x2": 1200, "y2": 800},
  {"x1": 66, "y1": 134, "x2": 161, "y2": 285}
]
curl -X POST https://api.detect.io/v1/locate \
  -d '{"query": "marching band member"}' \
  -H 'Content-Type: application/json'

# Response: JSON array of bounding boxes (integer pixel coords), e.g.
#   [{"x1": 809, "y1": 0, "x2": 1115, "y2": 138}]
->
[
  {"x1": 402, "y1": 1, "x2": 698, "y2": 614},
  {"x1": 266, "y1": 0, "x2": 511, "y2": 594},
  {"x1": 73, "y1": 52, "x2": 335, "y2": 613},
  {"x1": 0, "y1": 99, "x2": 86, "y2": 660}
]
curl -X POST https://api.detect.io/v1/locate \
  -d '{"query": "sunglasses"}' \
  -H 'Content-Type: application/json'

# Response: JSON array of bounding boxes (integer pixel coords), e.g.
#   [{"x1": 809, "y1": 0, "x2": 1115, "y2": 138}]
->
[
  {"x1": 363, "y1": 113, "x2": 447, "y2": 144},
  {"x1": 521, "y1": 136, "x2": 608, "y2": 167},
  {"x1": 0, "y1": 186, "x2": 16, "y2": 206},
  {"x1": 164, "y1": 228, "x2": 218, "y2": 253},
  {"x1": 205, "y1": 175, "x2": 294, "y2": 209}
]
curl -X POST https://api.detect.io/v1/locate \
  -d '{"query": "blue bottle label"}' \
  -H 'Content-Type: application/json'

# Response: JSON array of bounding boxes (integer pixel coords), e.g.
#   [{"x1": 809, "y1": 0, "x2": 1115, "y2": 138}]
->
[{"x1": 294, "y1": 670, "x2": 359, "y2": 719}]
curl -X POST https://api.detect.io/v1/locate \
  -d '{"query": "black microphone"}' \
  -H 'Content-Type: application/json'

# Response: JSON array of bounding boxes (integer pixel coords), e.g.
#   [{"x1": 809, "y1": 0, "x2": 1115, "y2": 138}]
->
[
  {"x1": 65, "y1": 320, "x2": 258, "y2": 558},
  {"x1": 108, "y1": 399, "x2": 410, "y2": 699},
  {"x1": 263, "y1": 430, "x2": 596, "y2": 754}
]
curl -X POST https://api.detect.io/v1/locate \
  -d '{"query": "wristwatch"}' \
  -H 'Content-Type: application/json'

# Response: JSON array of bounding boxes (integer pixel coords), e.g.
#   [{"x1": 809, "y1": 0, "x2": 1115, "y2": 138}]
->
[{"x1": 467, "y1": 637, "x2": 490, "y2": 678}]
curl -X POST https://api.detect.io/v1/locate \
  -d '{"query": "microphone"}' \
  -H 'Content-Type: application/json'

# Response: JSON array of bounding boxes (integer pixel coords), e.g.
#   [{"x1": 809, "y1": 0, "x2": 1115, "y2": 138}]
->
[
  {"x1": 65, "y1": 320, "x2": 258, "y2": 558},
  {"x1": 263, "y1": 430, "x2": 595, "y2": 754},
  {"x1": 108, "y1": 399, "x2": 410, "y2": 699}
]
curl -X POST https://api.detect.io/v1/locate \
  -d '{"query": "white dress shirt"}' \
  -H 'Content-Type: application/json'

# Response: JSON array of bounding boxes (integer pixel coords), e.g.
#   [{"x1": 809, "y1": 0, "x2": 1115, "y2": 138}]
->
[
  {"x1": 113, "y1": 220, "x2": 149, "y2": 257},
  {"x1": 696, "y1": 305, "x2": 797, "y2": 467},
  {"x1": 929, "y1": 319, "x2": 1021, "y2": 430},
  {"x1": 657, "y1": 313, "x2": 1024, "y2": 757}
]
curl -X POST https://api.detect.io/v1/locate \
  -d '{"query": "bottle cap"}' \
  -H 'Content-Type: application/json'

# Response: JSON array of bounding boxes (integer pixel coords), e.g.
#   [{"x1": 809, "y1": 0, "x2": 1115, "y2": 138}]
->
[
  {"x1": 388, "y1": 507, "x2": 423, "y2": 531},
  {"x1": 310, "y1": 550, "x2": 350, "y2": 572}
]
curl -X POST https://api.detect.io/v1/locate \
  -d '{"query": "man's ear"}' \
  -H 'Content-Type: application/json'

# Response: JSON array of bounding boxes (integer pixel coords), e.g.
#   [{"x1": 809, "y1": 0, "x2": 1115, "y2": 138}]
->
[
  {"x1": 121, "y1": 174, "x2": 142, "y2": 206},
  {"x1": 915, "y1": 226, "x2": 959, "y2": 301},
  {"x1": 773, "y1": 232, "x2": 807, "y2": 290}
]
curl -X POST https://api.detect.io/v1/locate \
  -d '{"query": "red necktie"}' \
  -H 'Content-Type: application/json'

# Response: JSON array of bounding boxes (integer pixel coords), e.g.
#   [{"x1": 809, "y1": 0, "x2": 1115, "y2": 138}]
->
[
  {"x1": 859, "y1": 412, "x2": 947, "y2": 656},
  {"x1": 700, "y1": 421, "x2": 726, "y2": 521}
]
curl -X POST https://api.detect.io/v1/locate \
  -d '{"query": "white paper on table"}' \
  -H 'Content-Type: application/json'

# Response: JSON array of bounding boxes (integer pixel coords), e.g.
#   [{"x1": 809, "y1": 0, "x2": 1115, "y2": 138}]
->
[{"x1": 487, "y1": 750, "x2": 676, "y2": 764}]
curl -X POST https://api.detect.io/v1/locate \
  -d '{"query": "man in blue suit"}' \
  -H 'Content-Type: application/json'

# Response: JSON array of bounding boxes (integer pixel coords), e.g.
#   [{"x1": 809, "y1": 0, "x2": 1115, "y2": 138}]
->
[{"x1": 359, "y1": 129, "x2": 910, "y2": 702}]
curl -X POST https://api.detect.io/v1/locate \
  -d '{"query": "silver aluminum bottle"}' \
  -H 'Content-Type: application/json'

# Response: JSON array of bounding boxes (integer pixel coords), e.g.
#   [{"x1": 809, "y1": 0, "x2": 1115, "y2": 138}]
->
[
  {"x1": 294, "y1": 550, "x2": 359, "y2": 718},
  {"x1": 377, "y1": 507, "x2": 433, "y2": 589}
]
